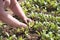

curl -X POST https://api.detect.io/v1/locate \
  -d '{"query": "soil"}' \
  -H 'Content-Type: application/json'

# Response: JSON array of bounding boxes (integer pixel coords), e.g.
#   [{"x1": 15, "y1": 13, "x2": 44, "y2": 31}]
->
[{"x1": 0, "y1": 1, "x2": 40, "y2": 40}]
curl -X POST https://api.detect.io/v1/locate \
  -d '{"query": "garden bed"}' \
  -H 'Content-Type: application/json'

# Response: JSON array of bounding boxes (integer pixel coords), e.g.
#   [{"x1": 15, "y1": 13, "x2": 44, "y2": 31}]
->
[{"x1": 0, "y1": 0, "x2": 60, "y2": 40}]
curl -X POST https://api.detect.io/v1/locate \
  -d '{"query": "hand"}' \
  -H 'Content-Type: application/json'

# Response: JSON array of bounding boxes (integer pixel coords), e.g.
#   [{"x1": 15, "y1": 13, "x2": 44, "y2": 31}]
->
[
  {"x1": 19, "y1": 22, "x2": 28, "y2": 28},
  {"x1": 19, "y1": 18, "x2": 32, "y2": 28},
  {"x1": 23, "y1": 17, "x2": 32, "y2": 24}
]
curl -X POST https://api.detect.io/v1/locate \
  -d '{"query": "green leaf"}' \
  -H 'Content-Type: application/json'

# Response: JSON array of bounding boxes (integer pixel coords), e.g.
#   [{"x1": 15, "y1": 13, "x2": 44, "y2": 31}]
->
[
  {"x1": 28, "y1": 21, "x2": 34, "y2": 27},
  {"x1": 18, "y1": 36, "x2": 23, "y2": 40},
  {"x1": 56, "y1": 17, "x2": 60, "y2": 22}
]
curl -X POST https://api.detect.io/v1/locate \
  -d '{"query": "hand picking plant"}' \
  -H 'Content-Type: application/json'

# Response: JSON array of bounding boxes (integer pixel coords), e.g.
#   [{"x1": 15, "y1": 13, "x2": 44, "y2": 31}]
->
[{"x1": 0, "y1": 0, "x2": 60, "y2": 40}]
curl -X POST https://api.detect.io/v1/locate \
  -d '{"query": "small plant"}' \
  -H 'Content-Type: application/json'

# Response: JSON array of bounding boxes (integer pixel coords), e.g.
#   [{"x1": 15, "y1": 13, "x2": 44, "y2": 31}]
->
[{"x1": 0, "y1": 0, "x2": 60, "y2": 40}]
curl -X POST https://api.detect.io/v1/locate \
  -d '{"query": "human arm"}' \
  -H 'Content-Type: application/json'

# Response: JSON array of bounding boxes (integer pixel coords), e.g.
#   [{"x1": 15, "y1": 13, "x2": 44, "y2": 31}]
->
[
  {"x1": 9, "y1": 0, "x2": 32, "y2": 23},
  {"x1": 0, "y1": 0, "x2": 27, "y2": 28}
]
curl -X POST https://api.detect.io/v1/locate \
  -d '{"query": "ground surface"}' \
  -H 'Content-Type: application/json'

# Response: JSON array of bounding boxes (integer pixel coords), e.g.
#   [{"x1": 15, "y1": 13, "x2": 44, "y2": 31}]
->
[{"x1": 0, "y1": 0, "x2": 60, "y2": 40}]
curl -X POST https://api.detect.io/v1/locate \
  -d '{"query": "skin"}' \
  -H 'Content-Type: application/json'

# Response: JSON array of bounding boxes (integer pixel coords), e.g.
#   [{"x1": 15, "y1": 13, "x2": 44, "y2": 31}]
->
[{"x1": 0, "y1": 0, "x2": 32, "y2": 28}]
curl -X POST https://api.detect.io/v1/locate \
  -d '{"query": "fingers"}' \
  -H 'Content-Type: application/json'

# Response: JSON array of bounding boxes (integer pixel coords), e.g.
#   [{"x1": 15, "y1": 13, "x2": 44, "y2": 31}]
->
[
  {"x1": 23, "y1": 18, "x2": 33, "y2": 27},
  {"x1": 19, "y1": 22, "x2": 28, "y2": 28},
  {"x1": 27, "y1": 18, "x2": 33, "y2": 22},
  {"x1": 24, "y1": 18, "x2": 31, "y2": 24},
  {"x1": 25, "y1": 19, "x2": 27, "y2": 24}
]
